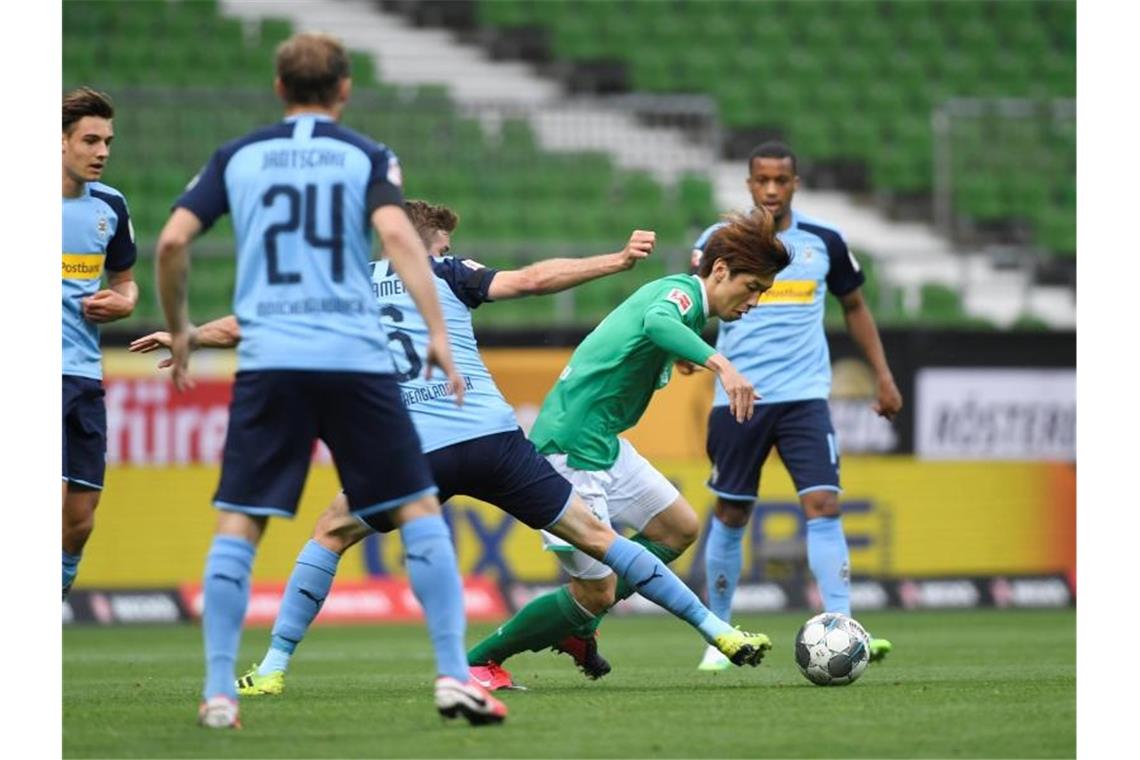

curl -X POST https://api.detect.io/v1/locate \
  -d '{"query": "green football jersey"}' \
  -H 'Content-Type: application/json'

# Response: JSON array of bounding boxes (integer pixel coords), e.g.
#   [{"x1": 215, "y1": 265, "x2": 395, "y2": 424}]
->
[{"x1": 530, "y1": 274, "x2": 716, "y2": 470}]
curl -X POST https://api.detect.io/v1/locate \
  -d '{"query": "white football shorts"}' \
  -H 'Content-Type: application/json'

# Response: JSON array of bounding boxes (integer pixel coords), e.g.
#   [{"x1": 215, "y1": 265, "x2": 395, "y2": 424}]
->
[{"x1": 540, "y1": 438, "x2": 680, "y2": 580}]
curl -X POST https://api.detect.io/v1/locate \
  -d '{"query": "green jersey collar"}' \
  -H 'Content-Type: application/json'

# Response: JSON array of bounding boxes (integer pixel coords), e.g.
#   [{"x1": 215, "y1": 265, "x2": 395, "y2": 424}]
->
[{"x1": 691, "y1": 274, "x2": 710, "y2": 319}]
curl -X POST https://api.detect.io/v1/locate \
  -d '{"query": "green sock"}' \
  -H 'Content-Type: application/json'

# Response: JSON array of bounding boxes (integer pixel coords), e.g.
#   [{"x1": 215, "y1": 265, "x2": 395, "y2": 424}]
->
[
  {"x1": 467, "y1": 585, "x2": 594, "y2": 666},
  {"x1": 570, "y1": 533, "x2": 683, "y2": 639}
]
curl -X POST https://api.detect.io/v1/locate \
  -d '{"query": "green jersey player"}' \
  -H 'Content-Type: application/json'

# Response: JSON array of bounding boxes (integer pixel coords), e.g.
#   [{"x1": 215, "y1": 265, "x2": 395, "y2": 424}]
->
[{"x1": 468, "y1": 208, "x2": 792, "y2": 690}]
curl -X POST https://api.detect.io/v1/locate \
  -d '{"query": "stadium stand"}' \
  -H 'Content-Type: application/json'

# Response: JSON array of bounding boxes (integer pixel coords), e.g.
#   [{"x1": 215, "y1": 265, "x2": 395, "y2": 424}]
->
[
  {"x1": 63, "y1": 0, "x2": 722, "y2": 325},
  {"x1": 472, "y1": 0, "x2": 1075, "y2": 260},
  {"x1": 64, "y1": 0, "x2": 1073, "y2": 328}
]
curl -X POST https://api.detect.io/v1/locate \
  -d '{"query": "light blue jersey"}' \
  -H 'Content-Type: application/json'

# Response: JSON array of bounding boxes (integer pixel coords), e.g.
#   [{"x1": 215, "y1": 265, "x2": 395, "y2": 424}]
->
[
  {"x1": 694, "y1": 210, "x2": 864, "y2": 405},
  {"x1": 176, "y1": 114, "x2": 402, "y2": 373},
  {"x1": 371, "y1": 255, "x2": 518, "y2": 453},
  {"x1": 62, "y1": 181, "x2": 137, "y2": 380}
]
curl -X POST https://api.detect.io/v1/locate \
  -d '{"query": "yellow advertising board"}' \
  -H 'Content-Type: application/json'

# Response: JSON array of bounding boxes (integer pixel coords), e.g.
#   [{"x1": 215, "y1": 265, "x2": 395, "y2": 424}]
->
[
  {"x1": 80, "y1": 349, "x2": 1074, "y2": 588},
  {"x1": 80, "y1": 457, "x2": 1074, "y2": 587}
]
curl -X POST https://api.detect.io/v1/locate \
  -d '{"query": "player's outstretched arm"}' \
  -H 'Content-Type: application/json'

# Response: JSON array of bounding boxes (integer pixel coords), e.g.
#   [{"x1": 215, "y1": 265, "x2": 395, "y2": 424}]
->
[
  {"x1": 837, "y1": 289, "x2": 902, "y2": 421},
  {"x1": 155, "y1": 208, "x2": 204, "y2": 391},
  {"x1": 130, "y1": 315, "x2": 242, "y2": 368},
  {"x1": 487, "y1": 230, "x2": 655, "y2": 300},
  {"x1": 373, "y1": 204, "x2": 464, "y2": 405}
]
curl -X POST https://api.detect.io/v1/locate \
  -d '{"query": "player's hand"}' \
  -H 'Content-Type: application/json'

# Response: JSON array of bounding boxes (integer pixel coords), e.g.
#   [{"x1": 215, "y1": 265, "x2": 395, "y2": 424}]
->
[
  {"x1": 425, "y1": 332, "x2": 465, "y2": 407},
  {"x1": 674, "y1": 359, "x2": 699, "y2": 376},
  {"x1": 872, "y1": 375, "x2": 903, "y2": 422},
  {"x1": 129, "y1": 331, "x2": 176, "y2": 368},
  {"x1": 168, "y1": 330, "x2": 194, "y2": 392},
  {"x1": 709, "y1": 355, "x2": 759, "y2": 423},
  {"x1": 82, "y1": 288, "x2": 134, "y2": 323},
  {"x1": 129, "y1": 331, "x2": 172, "y2": 354},
  {"x1": 617, "y1": 230, "x2": 655, "y2": 269}
]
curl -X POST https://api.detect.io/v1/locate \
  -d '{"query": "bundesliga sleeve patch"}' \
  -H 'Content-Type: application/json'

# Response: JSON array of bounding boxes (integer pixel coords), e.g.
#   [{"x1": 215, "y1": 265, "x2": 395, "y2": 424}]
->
[
  {"x1": 665, "y1": 287, "x2": 693, "y2": 315},
  {"x1": 461, "y1": 259, "x2": 486, "y2": 271}
]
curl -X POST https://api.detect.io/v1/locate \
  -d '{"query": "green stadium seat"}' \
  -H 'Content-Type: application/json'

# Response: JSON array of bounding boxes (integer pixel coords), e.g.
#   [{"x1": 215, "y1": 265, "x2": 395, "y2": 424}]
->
[
  {"x1": 886, "y1": 51, "x2": 929, "y2": 103},
  {"x1": 954, "y1": 176, "x2": 1005, "y2": 221},
  {"x1": 833, "y1": 114, "x2": 879, "y2": 159},
  {"x1": 478, "y1": 0, "x2": 532, "y2": 27},
  {"x1": 259, "y1": 18, "x2": 293, "y2": 47},
  {"x1": 1003, "y1": 20, "x2": 1052, "y2": 61},
  {"x1": 631, "y1": 49, "x2": 675, "y2": 93},
  {"x1": 954, "y1": 18, "x2": 1000, "y2": 61},
  {"x1": 717, "y1": 83, "x2": 763, "y2": 129},
  {"x1": 1035, "y1": 214, "x2": 1076, "y2": 257},
  {"x1": 919, "y1": 284, "x2": 965, "y2": 323},
  {"x1": 677, "y1": 173, "x2": 715, "y2": 227},
  {"x1": 1005, "y1": 173, "x2": 1051, "y2": 218},
  {"x1": 937, "y1": 0, "x2": 986, "y2": 27},
  {"x1": 864, "y1": 86, "x2": 908, "y2": 127},
  {"x1": 552, "y1": 14, "x2": 607, "y2": 59},
  {"x1": 801, "y1": 14, "x2": 844, "y2": 50},
  {"x1": 833, "y1": 51, "x2": 876, "y2": 96},
  {"x1": 673, "y1": 50, "x2": 722, "y2": 94},
  {"x1": 936, "y1": 52, "x2": 985, "y2": 97},
  {"x1": 787, "y1": 117, "x2": 833, "y2": 161}
]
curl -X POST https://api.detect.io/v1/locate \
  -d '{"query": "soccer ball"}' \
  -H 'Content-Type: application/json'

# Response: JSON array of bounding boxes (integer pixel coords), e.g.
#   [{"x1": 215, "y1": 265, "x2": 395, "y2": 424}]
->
[{"x1": 794, "y1": 612, "x2": 871, "y2": 686}]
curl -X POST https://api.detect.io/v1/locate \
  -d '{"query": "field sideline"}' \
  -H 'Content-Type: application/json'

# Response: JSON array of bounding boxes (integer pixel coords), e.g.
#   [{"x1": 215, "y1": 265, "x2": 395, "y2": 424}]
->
[{"x1": 63, "y1": 609, "x2": 1075, "y2": 758}]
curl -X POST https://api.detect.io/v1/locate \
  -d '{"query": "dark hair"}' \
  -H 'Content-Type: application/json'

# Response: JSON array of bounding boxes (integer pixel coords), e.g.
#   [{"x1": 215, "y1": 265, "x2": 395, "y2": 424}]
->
[
  {"x1": 275, "y1": 32, "x2": 351, "y2": 106},
  {"x1": 405, "y1": 200, "x2": 460, "y2": 239},
  {"x1": 62, "y1": 87, "x2": 114, "y2": 134},
  {"x1": 748, "y1": 140, "x2": 797, "y2": 174},
  {"x1": 698, "y1": 208, "x2": 791, "y2": 280}
]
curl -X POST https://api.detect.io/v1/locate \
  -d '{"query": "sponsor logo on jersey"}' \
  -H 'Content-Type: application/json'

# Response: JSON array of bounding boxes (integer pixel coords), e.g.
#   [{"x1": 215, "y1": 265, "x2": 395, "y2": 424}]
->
[
  {"x1": 62, "y1": 253, "x2": 105, "y2": 280},
  {"x1": 461, "y1": 259, "x2": 485, "y2": 271},
  {"x1": 758, "y1": 279, "x2": 816, "y2": 305},
  {"x1": 665, "y1": 288, "x2": 693, "y2": 315}
]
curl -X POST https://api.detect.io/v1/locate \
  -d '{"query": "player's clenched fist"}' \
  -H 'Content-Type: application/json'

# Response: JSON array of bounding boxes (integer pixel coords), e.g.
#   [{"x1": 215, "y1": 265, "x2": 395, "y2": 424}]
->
[{"x1": 618, "y1": 229, "x2": 655, "y2": 268}]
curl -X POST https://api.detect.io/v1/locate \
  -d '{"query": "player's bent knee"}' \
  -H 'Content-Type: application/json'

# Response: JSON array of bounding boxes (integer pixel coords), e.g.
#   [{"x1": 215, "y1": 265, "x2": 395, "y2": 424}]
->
[
  {"x1": 642, "y1": 499, "x2": 700, "y2": 552},
  {"x1": 389, "y1": 494, "x2": 442, "y2": 528},
  {"x1": 569, "y1": 576, "x2": 617, "y2": 615},
  {"x1": 715, "y1": 498, "x2": 753, "y2": 528},
  {"x1": 62, "y1": 515, "x2": 95, "y2": 550},
  {"x1": 667, "y1": 504, "x2": 701, "y2": 550},
  {"x1": 548, "y1": 499, "x2": 614, "y2": 559},
  {"x1": 801, "y1": 491, "x2": 840, "y2": 519}
]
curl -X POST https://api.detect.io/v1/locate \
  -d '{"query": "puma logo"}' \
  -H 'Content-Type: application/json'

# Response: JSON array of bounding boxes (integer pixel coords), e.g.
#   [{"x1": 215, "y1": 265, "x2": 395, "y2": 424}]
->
[
  {"x1": 635, "y1": 568, "x2": 663, "y2": 590},
  {"x1": 212, "y1": 573, "x2": 244, "y2": 589},
  {"x1": 299, "y1": 588, "x2": 326, "y2": 607},
  {"x1": 406, "y1": 552, "x2": 431, "y2": 565}
]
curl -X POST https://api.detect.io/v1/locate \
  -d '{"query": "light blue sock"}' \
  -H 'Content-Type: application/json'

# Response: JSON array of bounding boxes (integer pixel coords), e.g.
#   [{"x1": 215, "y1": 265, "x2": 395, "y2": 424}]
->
[
  {"x1": 807, "y1": 516, "x2": 851, "y2": 616},
  {"x1": 202, "y1": 535, "x2": 255, "y2": 700},
  {"x1": 704, "y1": 518, "x2": 746, "y2": 623},
  {"x1": 63, "y1": 549, "x2": 81, "y2": 599},
  {"x1": 603, "y1": 534, "x2": 732, "y2": 642},
  {"x1": 260, "y1": 540, "x2": 341, "y2": 675},
  {"x1": 400, "y1": 515, "x2": 468, "y2": 682}
]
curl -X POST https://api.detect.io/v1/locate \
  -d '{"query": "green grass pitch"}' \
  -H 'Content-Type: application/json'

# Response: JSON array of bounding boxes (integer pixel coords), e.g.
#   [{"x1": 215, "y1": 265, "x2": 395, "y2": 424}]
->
[{"x1": 64, "y1": 609, "x2": 1074, "y2": 758}]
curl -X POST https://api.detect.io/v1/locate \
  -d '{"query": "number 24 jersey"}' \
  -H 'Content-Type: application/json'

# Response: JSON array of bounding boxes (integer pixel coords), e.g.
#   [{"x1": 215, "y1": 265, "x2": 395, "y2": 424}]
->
[{"x1": 175, "y1": 113, "x2": 403, "y2": 374}]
